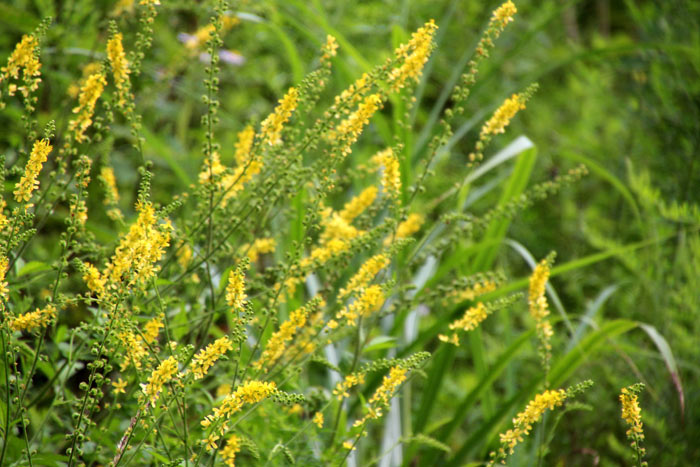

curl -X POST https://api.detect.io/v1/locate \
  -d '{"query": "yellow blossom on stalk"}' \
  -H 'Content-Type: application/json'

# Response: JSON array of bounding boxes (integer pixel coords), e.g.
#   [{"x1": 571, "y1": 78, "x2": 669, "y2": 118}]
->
[
  {"x1": 82, "y1": 262, "x2": 106, "y2": 296},
  {"x1": 100, "y1": 167, "x2": 120, "y2": 205},
  {"x1": 14, "y1": 138, "x2": 52, "y2": 203},
  {"x1": 245, "y1": 237, "x2": 276, "y2": 262},
  {"x1": 385, "y1": 213, "x2": 424, "y2": 246},
  {"x1": 373, "y1": 148, "x2": 401, "y2": 196},
  {"x1": 0, "y1": 255, "x2": 9, "y2": 302},
  {"x1": 142, "y1": 356, "x2": 178, "y2": 406},
  {"x1": 0, "y1": 34, "x2": 41, "y2": 98},
  {"x1": 443, "y1": 280, "x2": 497, "y2": 305},
  {"x1": 183, "y1": 16, "x2": 240, "y2": 50},
  {"x1": 438, "y1": 333, "x2": 460, "y2": 346},
  {"x1": 226, "y1": 269, "x2": 247, "y2": 312},
  {"x1": 388, "y1": 20, "x2": 438, "y2": 91},
  {"x1": 9, "y1": 304, "x2": 56, "y2": 332},
  {"x1": 313, "y1": 412, "x2": 324, "y2": 428},
  {"x1": 342, "y1": 441, "x2": 356, "y2": 451},
  {"x1": 490, "y1": 389, "x2": 567, "y2": 464},
  {"x1": 448, "y1": 302, "x2": 489, "y2": 332},
  {"x1": 320, "y1": 212, "x2": 364, "y2": 243},
  {"x1": 354, "y1": 366, "x2": 407, "y2": 427},
  {"x1": 112, "y1": 378, "x2": 127, "y2": 394},
  {"x1": 260, "y1": 87, "x2": 298, "y2": 146},
  {"x1": 321, "y1": 35, "x2": 338, "y2": 63},
  {"x1": 620, "y1": 385, "x2": 647, "y2": 465},
  {"x1": 234, "y1": 125, "x2": 255, "y2": 166},
  {"x1": 144, "y1": 315, "x2": 163, "y2": 344},
  {"x1": 529, "y1": 258, "x2": 553, "y2": 370},
  {"x1": 333, "y1": 94, "x2": 382, "y2": 156},
  {"x1": 198, "y1": 151, "x2": 226, "y2": 184},
  {"x1": 204, "y1": 433, "x2": 220, "y2": 451},
  {"x1": 481, "y1": 93, "x2": 525, "y2": 137},
  {"x1": 190, "y1": 336, "x2": 233, "y2": 379},
  {"x1": 203, "y1": 381, "x2": 276, "y2": 432},
  {"x1": 177, "y1": 243, "x2": 193, "y2": 269},
  {"x1": 492, "y1": 1, "x2": 517, "y2": 28},
  {"x1": 107, "y1": 32, "x2": 130, "y2": 106},
  {"x1": 254, "y1": 305, "x2": 310, "y2": 370},
  {"x1": 339, "y1": 254, "x2": 390, "y2": 299},
  {"x1": 333, "y1": 372, "x2": 365, "y2": 400},
  {"x1": 0, "y1": 199, "x2": 7, "y2": 231},
  {"x1": 336, "y1": 284, "x2": 385, "y2": 326},
  {"x1": 69, "y1": 72, "x2": 107, "y2": 142},
  {"x1": 221, "y1": 434, "x2": 241, "y2": 466},
  {"x1": 339, "y1": 186, "x2": 378, "y2": 223},
  {"x1": 103, "y1": 200, "x2": 172, "y2": 289},
  {"x1": 118, "y1": 330, "x2": 147, "y2": 371}
]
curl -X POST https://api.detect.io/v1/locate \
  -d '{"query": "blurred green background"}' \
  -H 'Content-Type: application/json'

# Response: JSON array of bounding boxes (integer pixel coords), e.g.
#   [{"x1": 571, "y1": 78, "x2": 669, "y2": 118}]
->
[{"x1": 1, "y1": 0, "x2": 698, "y2": 464}]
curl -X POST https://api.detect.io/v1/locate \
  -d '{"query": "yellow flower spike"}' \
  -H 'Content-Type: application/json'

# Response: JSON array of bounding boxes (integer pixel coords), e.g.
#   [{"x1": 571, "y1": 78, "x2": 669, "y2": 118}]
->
[
  {"x1": 0, "y1": 34, "x2": 41, "y2": 99},
  {"x1": 353, "y1": 366, "x2": 407, "y2": 427},
  {"x1": 448, "y1": 302, "x2": 488, "y2": 332},
  {"x1": 336, "y1": 284, "x2": 385, "y2": 326},
  {"x1": 260, "y1": 87, "x2": 299, "y2": 146},
  {"x1": 388, "y1": 20, "x2": 438, "y2": 91},
  {"x1": 620, "y1": 384, "x2": 647, "y2": 466},
  {"x1": 221, "y1": 434, "x2": 241, "y2": 466},
  {"x1": 14, "y1": 138, "x2": 52, "y2": 203},
  {"x1": 321, "y1": 35, "x2": 338, "y2": 64},
  {"x1": 0, "y1": 255, "x2": 9, "y2": 302},
  {"x1": 384, "y1": 213, "x2": 424, "y2": 246},
  {"x1": 107, "y1": 32, "x2": 130, "y2": 107},
  {"x1": 117, "y1": 329, "x2": 147, "y2": 371},
  {"x1": 226, "y1": 268, "x2": 247, "y2": 312},
  {"x1": 313, "y1": 412, "x2": 324, "y2": 429},
  {"x1": 233, "y1": 125, "x2": 255, "y2": 166},
  {"x1": 529, "y1": 257, "x2": 554, "y2": 373},
  {"x1": 142, "y1": 356, "x2": 178, "y2": 406},
  {"x1": 339, "y1": 186, "x2": 378, "y2": 223},
  {"x1": 338, "y1": 253, "x2": 390, "y2": 300},
  {"x1": 143, "y1": 315, "x2": 163, "y2": 344},
  {"x1": 69, "y1": 72, "x2": 107, "y2": 142},
  {"x1": 254, "y1": 304, "x2": 310, "y2": 371},
  {"x1": 482, "y1": 93, "x2": 526, "y2": 137},
  {"x1": 204, "y1": 381, "x2": 276, "y2": 432},
  {"x1": 489, "y1": 389, "x2": 567, "y2": 465},
  {"x1": 99, "y1": 167, "x2": 120, "y2": 205},
  {"x1": 492, "y1": 1, "x2": 517, "y2": 28},
  {"x1": 245, "y1": 237, "x2": 276, "y2": 263},
  {"x1": 333, "y1": 372, "x2": 365, "y2": 400},
  {"x1": 333, "y1": 93, "x2": 383, "y2": 156},
  {"x1": 190, "y1": 336, "x2": 233, "y2": 380},
  {"x1": 8, "y1": 304, "x2": 56, "y2": 332}
]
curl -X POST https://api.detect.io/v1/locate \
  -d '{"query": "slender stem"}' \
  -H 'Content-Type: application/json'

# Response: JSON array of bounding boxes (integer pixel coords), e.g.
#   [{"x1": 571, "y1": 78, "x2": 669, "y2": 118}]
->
[{"x1": 0, "y1": 329, "x2": 11, "y2": 465}]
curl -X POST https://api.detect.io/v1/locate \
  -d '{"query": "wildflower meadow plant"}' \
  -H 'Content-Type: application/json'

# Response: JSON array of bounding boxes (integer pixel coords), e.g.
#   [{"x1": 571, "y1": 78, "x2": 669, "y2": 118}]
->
[{"x1": 0, "y1": 1, "x2": 674, "y2": 466}]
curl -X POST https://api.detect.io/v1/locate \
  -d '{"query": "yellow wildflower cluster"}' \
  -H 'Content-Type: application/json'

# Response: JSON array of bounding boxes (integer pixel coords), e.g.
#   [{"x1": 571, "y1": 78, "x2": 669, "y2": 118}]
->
[
  {"x1": 388, "y1": 20, "x2": 438, "y2": 91},
  {"x1": 0, "y1": 34, "x2": 41, "y2": 99},
  {"x1": 443, "y1": 279, "x2": 497, "y2": 305},
  {"x1": 354, "y1": 366, "x2": 407, "y2": 427},
  {"x1": 492, "y1": 1, "x2": 517, "y2": 28},
  {"x1": 69, "y1": 72, "x2": 107, "y2": 142},
  {"x1": 254, "y1": 305, "x2": 310, "y2": 370},
  {"x1": 0, "y1": 199, "x2": 7, "y2": 232},
  {"x1": 82, "y1": 262, "x2": 106, "y2": 296},
  {"x1": 226, "y1": 269, "x2": 247, "y2": 312},
  {"x1": 221, "y1": 434, "x2": 241, "y2": 466},
  {"x1": 339, "y1": 254, "x2": 390, "y2": 300},
  {"x1": 190, "y1": 336, "x2": 233, "y2": 380},
  {"x1": 234, "y1": 125, "x2": 255, "y2": 166},
  {"x1": 333, "y1": 372, "x2": 365, "y2": 400},
  {"x1": 14, "y1": 138, "x2": 52, "y2": 203},
  {"x1": 100, "y1": 167, "x2": 120, "y2": 205},
  {"x1": 0, "y1": 255, "x2": 9, "y2": 302},
  {"x1": 202, "y1": 381, "x2": 277, "y2": 434},
  {"x1": 529, "y1": 259, "x2": 553, "y2": 366},
  {"x1": 142, "y1": 356, "x2": 179, "y2": 406},
  {"x1": 107, "y1": 33, "x2": 130, "y2": 107},
  {"x1": 260, "y1": 87, "x2": 299, "y2": 146},
  {"x1": 620, "y1": 385, "x2": 647, "y2": 464},
  {"x1": 112, "y1": 378, "x2": 128, "y2": 395},
  {"x1": 244, "y1": 237, "x2": 276, "y2": 262},
  {"x1": 333, "y1": 94, "x2": 382, "y2": 156},
  {"x1": 117, "y1": 329, "x2": 147, "y2": 371},
  {"x1": 321, "y1": 35, "x2": 338, "y2": 63},
  {"x1": 450, "y1": 302, "x2": 488, "y2": 332},
  {"x1": 373, "y1": 148, "x2": 401, "y2": 196},
  {"x1": 9, "y1": 304, "x2": 56, "y2": 332},
  {"x1": 491, "y1": 389, "x2": 567, "y2": 463},
  {"x1": 385, "y1": 213, "x2": 424, "y2": 246},
  {"x1": 313, "y1": 412, "x2": 324, "y2": 428},
  {"x1": 481, "y1": 93, "x2": 526, "y2": 137},
  {"x1": 183, "y1": 15, "x2": 240, "y2": 50},
  {"x1": 143, "y1": 315, "x2": 163, "y2": 344},
  {"x1": 103, "y1": 200, "x2": 172, "y2": 291},
  {"x1": 339, "y1": 186, "x2": 378, "y2": 223},
  {"x1": 336, "y1": 284, "x2": 385, "y2": 326}
]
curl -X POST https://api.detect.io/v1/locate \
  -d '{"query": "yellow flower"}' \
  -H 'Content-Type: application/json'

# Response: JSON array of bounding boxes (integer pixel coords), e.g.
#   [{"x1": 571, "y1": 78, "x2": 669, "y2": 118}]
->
[
  {"x1": 388, "y1": 20, "x2": 438, "y2": 91},
  {"x1": 321, "y1": 35, "x2": 338, "y2": 63},
  {"x1": 443, "y1": 279, "x2": 497, "y2": 305},
  {"x1": 205, "y1": 381, "x2": 276, "y2": 433},
  {"x1": 260, "y1": 87, "x2": 298, "y2": 146},
  {"x1": 0, "y1": 34, "x2": 41, "y2": 98},
  {"x1": 112, "y1": 378, "x2": 128, "y2": 395},
  {"x1": 190, "y1": 336, "x2": 233, "y2": 379},
  {"x1": 69, "y1": 72, "x2": 107, "y2": 142},
  {"x1": 313, "y1": 411, "x2": 324, "y2": 428},
  {"x1": 142, "y1": 356, "x2": 179, "y2": 406},
  {"x1": 620, "y1": 384, "x2": 646, "y2": 464},
  {"x1": 332, "y1": 94, "x2": 382, "y2": 156},
  {"x1": 204, "y1": 433, "x2": 220, "y2": 451},
  {"x1": 375, "y1": 148, "x2": 401, "y2": 196},
  {"x1": 14, "y1": 138, "x2": 52, "y2": 203},
  {"x1": 529, "y1": 258, "x2": 553, "y2": 369},
  {"x1": 107, "y1": 32, "x2": 130, "y2": 107},
  {"x1": 234, "y1": 125, "x2": 255, "y2": 166},
  {"x1": 245, "y1": 237, "x2": 276, "y2": 262},
  {"x1": 117, "y1": 329, "x2": 147, "y2": 371},
  {"x1": 342, "y1": 440, "x2": 356, "y2": 451},
  {"x1": 143, "y1": 315, "x2": 163, "y2": 344},
  {"x1": 9, "y1": 304, "x2": 56, "y2": 332},
  {"x1": 226, "y1": 269, "x2": 247, "y2": 312},
  {"x1": 339, "y1": 186, "x2": 378, "y2": 223},
  {"x1": 336, "y1": 284, "x2": 385, "y2": 326},
  {"x1": 333, "y1": 372, "x2": 365, "y2": 400},
  {"x1": 491, "y1": 389, "x2": 567, "y2": 464},
  {"x1": 0, "y1": 255, "x2": 9, "y2": 302},
  {"x1": 254, "y1": 305, "x2": 310, "y2": 370},
  {"x1": 353, "y1": 366, "x2": 407, "y2": 427},
  {"x1": 492, "y1": 1, "x2": 517, "y2": 28},
  {"x1": 221, "y1": 434, "x2": 241, "y2": 466},
  {"x1": 438, "y1": 333, "x2": 460, "y2": 346},
  {"x1": 481, "y1": 93, "x2": 525, "y2": 137},
  {"x1": 385, "y1": 213, "x2": 424, "y2": 246},
  {"x1": 99, "y1": 166, "x2": 120, "y2": 205},
  {"x1": 448, "y1": 302, "x2": 488, "y2": 332},
  {"x1": 82, "y1": 262, "x2": 106, "y2": 296},
  {"x1": 339, "y1": 254, "x2": 390, "y2": 300}
]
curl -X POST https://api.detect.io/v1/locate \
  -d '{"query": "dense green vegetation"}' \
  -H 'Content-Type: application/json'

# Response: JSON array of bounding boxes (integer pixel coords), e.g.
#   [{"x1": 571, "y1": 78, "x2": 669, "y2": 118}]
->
[{"x1": 0, "y1": 0, "x2": 697, "y2": 465}]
